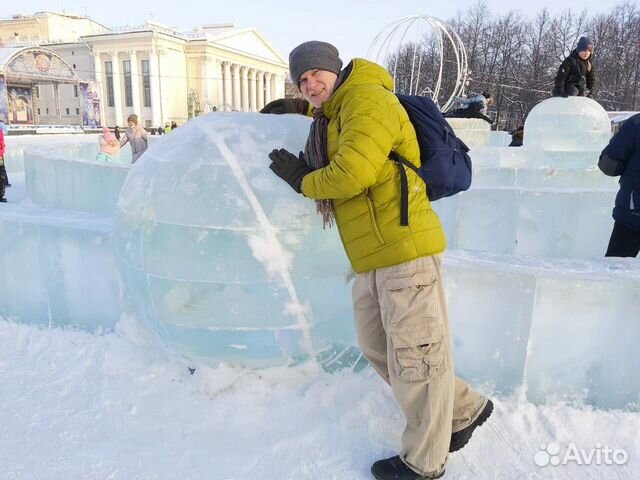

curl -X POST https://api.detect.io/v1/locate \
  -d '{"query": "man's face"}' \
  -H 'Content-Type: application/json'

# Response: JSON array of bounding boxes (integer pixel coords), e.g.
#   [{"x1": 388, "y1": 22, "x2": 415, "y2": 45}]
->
[
  {"x1": 299, "y1": 69, "x2": 338, "y2": 108},
  {"x1": 578, "y1": 50, "x2": 592, "y2": 60}
]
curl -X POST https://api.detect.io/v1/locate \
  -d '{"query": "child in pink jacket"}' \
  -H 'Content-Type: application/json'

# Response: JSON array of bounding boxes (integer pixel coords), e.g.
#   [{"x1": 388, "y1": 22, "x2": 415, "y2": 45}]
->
[{"x1": 96, "y1": 126, "x2": 121, "y2": 163}]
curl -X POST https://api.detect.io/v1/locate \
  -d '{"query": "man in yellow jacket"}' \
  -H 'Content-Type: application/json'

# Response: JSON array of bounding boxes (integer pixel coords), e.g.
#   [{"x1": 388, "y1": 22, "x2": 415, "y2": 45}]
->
[{"x1": 267, "y1": 41, "x2": 492, "y2": 480}]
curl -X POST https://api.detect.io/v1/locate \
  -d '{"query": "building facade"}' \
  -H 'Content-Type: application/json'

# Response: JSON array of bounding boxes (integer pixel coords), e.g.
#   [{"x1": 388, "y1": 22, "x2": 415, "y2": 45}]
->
[{"x1": 0, "y1": 12, "x2": 288, "y2": 127}]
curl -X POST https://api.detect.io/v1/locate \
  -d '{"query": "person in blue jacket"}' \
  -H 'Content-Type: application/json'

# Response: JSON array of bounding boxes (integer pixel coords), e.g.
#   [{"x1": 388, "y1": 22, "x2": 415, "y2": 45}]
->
[{"x1": 598, "y1": 113, "x2": 640, "y2": 257}]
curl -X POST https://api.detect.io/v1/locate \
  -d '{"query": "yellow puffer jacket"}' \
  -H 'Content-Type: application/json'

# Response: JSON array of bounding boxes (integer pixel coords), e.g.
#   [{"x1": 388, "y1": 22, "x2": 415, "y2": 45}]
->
[{"x1": 300, "y1": 58, "x2": 446, "y2": 273}]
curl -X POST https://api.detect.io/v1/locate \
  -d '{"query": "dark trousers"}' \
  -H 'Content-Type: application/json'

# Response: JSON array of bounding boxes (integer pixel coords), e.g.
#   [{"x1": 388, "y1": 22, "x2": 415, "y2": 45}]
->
[
  {"x1": 0, "y1": 157, "x2": 5, "y2": 199},
  {"x1": 1, "y1": 164, "x2": 8, "y2": 186},
  {"x1": 605, "y1": 221, "x2": 640, "y2": 258}
]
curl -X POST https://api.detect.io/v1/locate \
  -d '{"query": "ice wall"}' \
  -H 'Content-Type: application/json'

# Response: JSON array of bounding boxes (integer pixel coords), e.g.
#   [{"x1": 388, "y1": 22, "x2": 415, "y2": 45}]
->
[
  {"x1": 445, "y1": 250, "x2": 640, "y2": 409},
  {"x1": 446, "y1": 118, "x2": 510, "y2": 147},
  {"x1": 433, "y1": 187, "x2": 617, "y2": 258},
  {"x1": 25, "y1": 150, "x2": 130, "y2": 214},
  {"x1": 0, "y1": 204, "x2": 121, "y2": 331}
]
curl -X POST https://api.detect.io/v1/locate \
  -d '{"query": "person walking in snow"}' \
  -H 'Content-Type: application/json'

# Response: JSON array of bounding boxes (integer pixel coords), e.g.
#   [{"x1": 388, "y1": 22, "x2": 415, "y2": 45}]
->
[
  {"x1": 119, "y1": 114, "x2": 148, "y2": 164},
  {"x1": 0, "y1": 121, "x2": 7, "y2": 202},
  {"x1": 0, "y1": 121, "x2": 9, "y2": 189},
  {"x1": 599, "y1": 113, "x2": 640, "y2": 257},
  {"x1": 552, "y1": 36, "x2": 596, "y2": 98},
  {"x1": 96, "y1": 126, "x2": 121, "y2": 163},
  {"x1": 265, "y1": 41, "x2": 492, "y2": 480}
]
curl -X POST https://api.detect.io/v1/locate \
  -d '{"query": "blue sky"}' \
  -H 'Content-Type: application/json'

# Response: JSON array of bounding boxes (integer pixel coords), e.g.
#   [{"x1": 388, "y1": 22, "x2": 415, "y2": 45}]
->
[{"x1": 1, "y1": 0, "x2": 628, "y2": 61}]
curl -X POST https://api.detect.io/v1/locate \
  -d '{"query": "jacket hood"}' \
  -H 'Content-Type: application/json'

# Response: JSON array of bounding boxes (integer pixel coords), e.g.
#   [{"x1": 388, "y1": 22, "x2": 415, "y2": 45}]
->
[{"x1": 323, "y1": 58, "x2": 394, "y2": 117}]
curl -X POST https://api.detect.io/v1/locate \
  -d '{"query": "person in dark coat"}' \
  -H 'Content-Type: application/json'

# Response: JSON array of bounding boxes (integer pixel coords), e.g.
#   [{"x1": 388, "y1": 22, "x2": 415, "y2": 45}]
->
[
  {"x1": 598, "y1": 113, "x2": 640, "y2": 257},
  {"x1": 508, "y1": 125, "x2": 524, "y2": 147},
  {"x1": 552, "y1": 37, "x2": 596, "y2": 98},
  {"x1": 445, "y1": 92, "x2": 493, "y2": 124}
]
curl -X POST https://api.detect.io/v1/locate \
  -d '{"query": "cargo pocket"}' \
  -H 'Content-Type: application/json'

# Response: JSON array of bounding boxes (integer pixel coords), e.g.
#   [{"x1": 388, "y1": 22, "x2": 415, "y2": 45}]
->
[{"x1": 390, "y1": 317, "x2": 445, "y2": 383}]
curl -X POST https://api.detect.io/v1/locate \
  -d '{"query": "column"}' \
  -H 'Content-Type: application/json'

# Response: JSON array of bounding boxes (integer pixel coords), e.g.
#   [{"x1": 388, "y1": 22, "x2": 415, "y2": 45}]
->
[
  {"x1": 148, "y1": 49, "x2": 162, "y2": 126},
  {"x1": 129, "y1": 50, "x2": 142, "y2": 120},
  {"x1": 270, "y1": 73, "x2": 278, "y2": 101},
  {"x1": 248, "y1": 69, "x2": 257, "y2": 112},
  {"x1": 200, "y1": 57, "x2": 210, "y2": 104},
  {"x1": 240, "y1": 67, "x2": 249, "y2": 112},
  {"x1": 158, "y1": 49, "x2": 169, "y2": 125},
  {"x1": 264, "y1": 72, "x2": 272, "y2": 104},
  {"x1": 215, "y1": 60, "x2": 224, "y2": 110},
  {"x1": 256, "y1": 70, "x2": 264, "y2": 111},
  {"x1": 93, "y1": 52, "x2": 106, "y2": 127},
  {"x1": 53, "y1": 83, "x2": 61, "y2": 124},
  {"x1": 223, "y1": 61, "x2": 232, "y2": 111},
  {"x1": 110, "y1": 51, "x2": 123, "y2": 126},
  {"x1": 232, "y1": 63, "x2": 241, "y2": 111}
]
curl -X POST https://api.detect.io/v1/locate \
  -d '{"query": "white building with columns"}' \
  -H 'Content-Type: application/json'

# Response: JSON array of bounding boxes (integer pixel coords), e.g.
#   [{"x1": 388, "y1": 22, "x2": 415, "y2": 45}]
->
[
  {"x1": 0, "y1": 13, "x2": 289, "y2": 128},
  {"x1": 83, "y1": 22, "x2": 288, "y2": 128}
]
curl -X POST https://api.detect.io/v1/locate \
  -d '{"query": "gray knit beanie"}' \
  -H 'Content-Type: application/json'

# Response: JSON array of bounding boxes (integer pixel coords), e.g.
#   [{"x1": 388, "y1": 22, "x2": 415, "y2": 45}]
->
[{"x1": 289, "y1": 41, "x2": 343, "y2": 87}]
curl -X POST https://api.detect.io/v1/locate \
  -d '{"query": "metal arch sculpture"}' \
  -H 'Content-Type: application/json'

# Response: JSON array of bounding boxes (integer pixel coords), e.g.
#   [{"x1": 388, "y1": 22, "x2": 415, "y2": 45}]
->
[{"x1": 367, "y1": 15, "x2": 468, "y2": 112}]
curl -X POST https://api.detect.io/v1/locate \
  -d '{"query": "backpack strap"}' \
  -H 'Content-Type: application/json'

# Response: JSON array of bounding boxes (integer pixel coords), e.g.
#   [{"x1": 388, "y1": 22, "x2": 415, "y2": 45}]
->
[{"x1": 389, "y1": 151, "x2": 420, "y2": 227}]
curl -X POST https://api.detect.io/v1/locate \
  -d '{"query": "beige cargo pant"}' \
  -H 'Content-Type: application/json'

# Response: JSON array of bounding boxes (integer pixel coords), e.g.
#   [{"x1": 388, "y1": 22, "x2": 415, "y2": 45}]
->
[{"x1": 352, "y1": 254, "x2": 487, "y2": 477}]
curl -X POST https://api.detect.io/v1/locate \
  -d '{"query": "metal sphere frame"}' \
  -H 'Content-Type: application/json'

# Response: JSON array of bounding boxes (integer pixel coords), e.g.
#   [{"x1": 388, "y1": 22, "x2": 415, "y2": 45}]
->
[{"x1": 367, "y1": 15, "x2": 468, "y2": 112}]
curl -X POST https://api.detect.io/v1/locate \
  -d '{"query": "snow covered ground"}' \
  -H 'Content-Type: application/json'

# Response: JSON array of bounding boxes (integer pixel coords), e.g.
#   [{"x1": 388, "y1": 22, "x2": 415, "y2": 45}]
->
[{"x1": 1, "y1": 316, "x2": 638, "y2": 480}]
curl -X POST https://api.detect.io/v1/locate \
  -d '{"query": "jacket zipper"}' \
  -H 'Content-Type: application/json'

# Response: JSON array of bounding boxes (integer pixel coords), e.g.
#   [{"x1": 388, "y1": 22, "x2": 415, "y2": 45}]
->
[{"x1": 365, "y1": 190, "x2": 384, "y2": 244}]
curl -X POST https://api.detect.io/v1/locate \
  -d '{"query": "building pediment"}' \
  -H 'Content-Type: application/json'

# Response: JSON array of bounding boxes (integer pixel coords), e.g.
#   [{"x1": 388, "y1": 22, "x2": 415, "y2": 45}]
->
[{"x1": 207, "y1": 28, "x2": 287, "y2": 67}]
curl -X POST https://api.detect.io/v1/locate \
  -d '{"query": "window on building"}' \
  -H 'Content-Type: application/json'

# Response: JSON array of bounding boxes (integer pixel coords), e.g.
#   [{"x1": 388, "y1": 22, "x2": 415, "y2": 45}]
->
[
  {"x1": 37, "y1": 108, "x2": 41, "y2": 115},
  {"x1": 105, "y1": 61, "x2": 114, "y2": 107},
  {"x1": 142, "y1": 60, "x2": 151, "y2": 107},
  {"x1": 123, "y1": 60, "x2": 133, "y2": 107},
  {"x1": 76, "y1": 108, "x2": 80, "y2": 115},
  {"x1": 73, "y1": 64, "x2": 76, "y2": 69},
  {"x1": 65, "y1": 108, "x2": 70, "y2": 115},
  {"x1": 46, "y1": 108, "x2": 49, "y2": 114},
  {"x1": 73, "y1": 85, "x2": 78, "y2": 98}
]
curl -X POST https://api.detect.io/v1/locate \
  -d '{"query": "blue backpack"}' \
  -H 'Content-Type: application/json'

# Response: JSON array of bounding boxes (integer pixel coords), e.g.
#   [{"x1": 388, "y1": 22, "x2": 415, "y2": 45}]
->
[{"x1": 390, "y1": 94, "x2": 472, "y2": 226}]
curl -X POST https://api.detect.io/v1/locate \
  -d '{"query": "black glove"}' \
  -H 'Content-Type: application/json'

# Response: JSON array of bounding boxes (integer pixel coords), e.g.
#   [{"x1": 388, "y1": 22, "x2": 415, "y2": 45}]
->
[
  {"x1": 268, "y1": 149, "x2": 311, "y2": 193},
  {"x1": 260, "y1": 98, "x2": 310, "y2": 115}
]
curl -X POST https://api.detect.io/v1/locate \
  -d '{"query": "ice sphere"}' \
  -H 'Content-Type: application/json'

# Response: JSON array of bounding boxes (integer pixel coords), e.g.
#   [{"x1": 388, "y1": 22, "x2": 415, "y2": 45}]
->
[
  {"x1": 115, "y1": 113, "x2": 355, "y2": 367},
  {"x1": 524, "y1": 97, "x2": 611, "y2": 151}
]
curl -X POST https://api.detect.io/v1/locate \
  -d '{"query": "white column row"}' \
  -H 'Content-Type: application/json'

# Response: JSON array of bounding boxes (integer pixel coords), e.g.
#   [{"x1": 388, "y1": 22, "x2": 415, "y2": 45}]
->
[
  {"x1": 200, "y1": 60, "x2": 281, "y2": 112},
  {"x1": 93, "y1": 49, "x2": 163, "y2": 127}
]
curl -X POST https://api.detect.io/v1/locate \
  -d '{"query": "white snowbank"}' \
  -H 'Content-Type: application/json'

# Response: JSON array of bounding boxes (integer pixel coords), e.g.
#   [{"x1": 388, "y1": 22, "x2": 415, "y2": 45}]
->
[{"x1": 0, "y1": 318, "x2": 638, "y2": 480}]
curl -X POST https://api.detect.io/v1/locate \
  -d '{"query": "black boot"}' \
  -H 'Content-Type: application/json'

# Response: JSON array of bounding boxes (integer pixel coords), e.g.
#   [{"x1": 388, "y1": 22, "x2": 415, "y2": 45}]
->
[
  {"x1": 449, "y1": 399, "x2": 494, "y2": 452},
  {"x1": 0, "y1": 198, "x2": 6, "y2": 203},
  {"x1": 371, "y1": 456, "x2": 445, "y2": 480}
]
